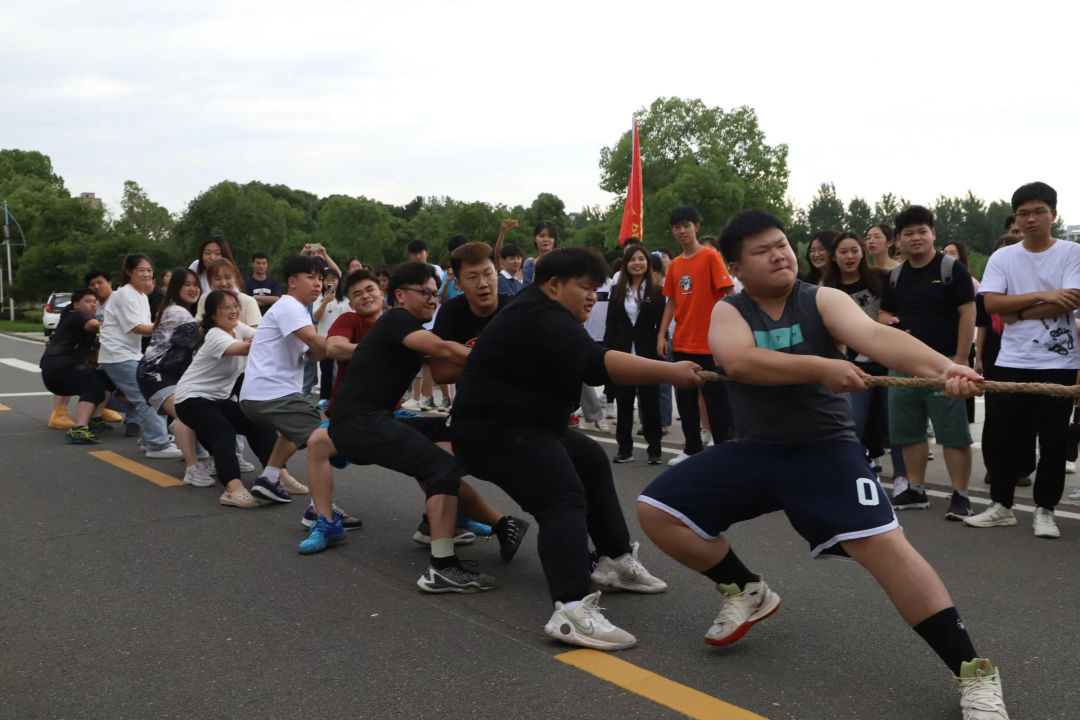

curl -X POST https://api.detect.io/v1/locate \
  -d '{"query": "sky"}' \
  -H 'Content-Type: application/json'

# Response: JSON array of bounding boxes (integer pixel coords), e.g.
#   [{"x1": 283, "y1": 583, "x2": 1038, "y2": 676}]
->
[{"x1": 2, "y1": 0, "x2": 1078, "y2": 228}]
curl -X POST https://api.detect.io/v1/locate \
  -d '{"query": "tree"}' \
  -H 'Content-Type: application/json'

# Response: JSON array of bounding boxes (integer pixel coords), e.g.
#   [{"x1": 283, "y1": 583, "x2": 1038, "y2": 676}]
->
[
  {"x1": 112, "y1": 180, "x2": 174, "y2": 244},
  {"x1": 313, "y1": 195, "x2": 396, "y2": 266},
  {"x1": 846, "y1": 196, "x2": 873, "y2": 235},
  {"x1": 931, "y1": 195, "x2": 964, "y2": 248},
  {"x1": 0, "y1": 149, "x2": 64, "y2": 191},
  {"x1": 807, "y1": 183, "x2": 846, "y2": 234},
  {"x1": 598, "y1": 97, "x2": 790, "y2": 248},
  {"x1": 872, "y1": 193, "x2": 904, "y2": 227}
]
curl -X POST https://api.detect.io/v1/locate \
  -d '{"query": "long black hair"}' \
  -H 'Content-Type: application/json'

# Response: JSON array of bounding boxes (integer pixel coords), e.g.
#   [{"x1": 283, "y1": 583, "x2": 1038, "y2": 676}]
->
[
  {"x1": 821, "y1": 232, "x2": 883, "y2": 297},
  {"x1": 201, "y1": 290, "x2": 239, "y2": 335},
  {"x1": 120, "y1": 253, "x2": 153, "y2": 287},
  {"x1": 611, "y1": 244, "x2": 662, "y2": 305},
  {"x1": 802, "y1": 230, "x2": 837, "y2": 285},
  {"x1": 943, "y1": 240, "x2": 970, "y2": 269},
  {"x1": 154, "y1": 268, "x2": 200, "y2": 329}
]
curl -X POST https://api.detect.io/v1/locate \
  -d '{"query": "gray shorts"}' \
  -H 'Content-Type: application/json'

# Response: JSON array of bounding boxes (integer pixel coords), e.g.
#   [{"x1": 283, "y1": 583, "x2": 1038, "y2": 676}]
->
[{"x1": 240, "y1": 393, "x2": 321, "y2": 448}]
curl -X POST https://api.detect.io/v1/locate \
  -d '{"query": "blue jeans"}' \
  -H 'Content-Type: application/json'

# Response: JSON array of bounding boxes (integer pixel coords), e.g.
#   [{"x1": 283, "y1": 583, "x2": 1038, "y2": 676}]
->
[
  {"x1": 850, "y1": 385, "x2": 907, "y2": 477},
  {"x1": 106, "y1": 394, "x2": 137, "y2": 426},
  {"x1": 100, "y1": 361, "x2": 171, "y2": 451},
  {"x1": 303, "y1": 358, "x2": 318, "y2": 396},
  {"x1": 640, "y1": 338, "x2": 674, "y2": 428}
]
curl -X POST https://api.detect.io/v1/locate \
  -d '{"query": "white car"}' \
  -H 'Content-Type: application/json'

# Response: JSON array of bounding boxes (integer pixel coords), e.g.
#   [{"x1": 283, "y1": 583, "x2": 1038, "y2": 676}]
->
[{"x1": 43, "y1": 292, "x2": 72, "y2": 336}]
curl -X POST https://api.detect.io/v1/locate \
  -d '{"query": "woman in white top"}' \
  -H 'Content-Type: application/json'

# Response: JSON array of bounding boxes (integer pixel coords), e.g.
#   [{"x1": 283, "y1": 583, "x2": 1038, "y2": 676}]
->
[
  {"x1": 313, "y1": 267, "x2": 351, "y2": 409},
  {"x1": 195, "y1": 259, "x2": 261, "y2": 326},
  {"x1": 98, "y1": 253, "x2": 178, "y2": 458},
  {"x1": 174, "y1": 290, "x2": 279, "y2": 508},
  {"x1": 189, "y1": 236, "x2": 239, "y2": 295}
]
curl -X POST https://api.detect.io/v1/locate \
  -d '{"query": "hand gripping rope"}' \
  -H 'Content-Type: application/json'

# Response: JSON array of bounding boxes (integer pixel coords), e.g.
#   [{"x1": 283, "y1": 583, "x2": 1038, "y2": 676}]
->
[{"x1": 696, "y1": 371, "x2": 1080, "y2": 397}]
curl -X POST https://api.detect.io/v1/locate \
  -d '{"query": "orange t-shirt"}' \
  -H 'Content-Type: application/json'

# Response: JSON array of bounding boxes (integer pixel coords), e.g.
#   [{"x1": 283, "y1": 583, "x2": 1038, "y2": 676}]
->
[{"x1": 663, "y1": 246, "x2": 735, "y2": 354}]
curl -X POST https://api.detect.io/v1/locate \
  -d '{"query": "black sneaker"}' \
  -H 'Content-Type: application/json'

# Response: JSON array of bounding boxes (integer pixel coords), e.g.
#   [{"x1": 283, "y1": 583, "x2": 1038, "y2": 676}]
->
[
  {"x1": 612, "y1": 452, "x2": 634, "y2": 464},
  {"x1": 411, "y1": 514, "x2": 476, "y2": 545},
  {"x1": 495, "y1": 515, "x2": 530, "y2": 563},
  {"x1": 1016, "y1": 475, "x2": 1033, "y2": 487},
  {"x1": 871, "y1": 458, "x2": 883, "y2": 473},
  {"x1": 416, "y1": 559, "x2": 496, "y2": 593},
  {"x1": 945, "y1": 493, "x2": 973, "y2": 521},
  {"x1": 252, "y1": 476, "x2": 292, "y2": 504},
  {"x1": 891, "y1": 487, "x2": 931, "y2": 510},
  {"x1": 648, "y1": 455, "x2": 663, "y2": 465},
  {"x1": 301, "y1": 502, "x2": 363, "y2": 530},
  {"x1": 125, "y1": 422, "x2": 140, "y2": 438}
]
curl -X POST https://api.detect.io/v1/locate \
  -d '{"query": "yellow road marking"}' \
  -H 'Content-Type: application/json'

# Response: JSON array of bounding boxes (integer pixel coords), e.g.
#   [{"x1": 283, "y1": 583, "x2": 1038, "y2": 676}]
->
[
  {"x1": 89, "y1": 450, "x2": 185, "y2": 488},
  {"x1": 556, "y1": 649, "x2": 768, "y2": 719},
  {"x1": 0, "y1": 403, "x2": 10, "y2": 411}
]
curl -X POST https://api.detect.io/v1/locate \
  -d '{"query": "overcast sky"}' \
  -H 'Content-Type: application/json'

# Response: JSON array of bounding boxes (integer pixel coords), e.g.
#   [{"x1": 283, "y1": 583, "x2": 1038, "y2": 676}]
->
[{"x1": 3, "y1": 0, "x2": 1077, "y2": 228}]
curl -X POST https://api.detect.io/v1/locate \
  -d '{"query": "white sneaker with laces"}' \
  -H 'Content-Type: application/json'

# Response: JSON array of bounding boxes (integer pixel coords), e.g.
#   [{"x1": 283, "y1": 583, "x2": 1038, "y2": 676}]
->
[
  {"x1": 963, "y1": 502, "x2": 1017, "y2": 528},
  {"x1": 203, "y1": 458, "x2": 217, "y2": 476},
  {"x1": 667, "y1": 452, "x2": 691, "y2": 467},
  {"x1": 1067, "y1": 460, "x2": 1077, "y2": 474},
  {"x1": 236, "y1": 454, "x2": 255, "y2": 473},
  {"x1": 145, "y1": 443, "x2": 183, "y2": 460},
  {"x1": 1033, "y1": 507, "x2": 1060, "y2": 538},
  {"x1": 544, "y1": 591, "x2": 636, "y2": 651},
  {"x1": 705, "y1": 576, "x2": 781, "y2": 646},
  {"x1": 955, "y1": 658, "x2": 1010, "y2": 720},
  {"x1": 593, "y1": 418, "x2": 610, "y2": 432},
  {"x1": 591, "y1": 541, "x2": 668, "y2": 593},
  {"x1": 402, "y1": 398, "x2": 422, "y2": 411},
  {"x1": 1068, "y1": 486, "x2": 1080, "y2": 503},
  {"x1": 183, "y1": 463, "x2": 215, "y2": 488}
]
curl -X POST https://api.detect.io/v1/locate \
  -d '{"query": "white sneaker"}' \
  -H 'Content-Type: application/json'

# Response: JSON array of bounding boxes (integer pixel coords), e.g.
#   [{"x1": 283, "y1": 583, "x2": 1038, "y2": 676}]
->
[
  {"x1": 705, "y1": 576, "x2": 781, "y2": 646},
  {"x1": 1067, "y1": 461, "x2": 1077, "y2": 474},
  {"x1": 196, "y1": 448, "x2": 210, "y2": 460},
  {"x1": 237, "y1": 454, "x2": 255, "y2": 473},
  {"x1": 892, "y1": 476, "x2": 910, "y2": 498},
  {"x1": 544, "y1": 591, "x2": 636, "y2": 651},
  {"x1": 402, "y1": 398, "x2": 422, "y2": 411},
  {"x1": 1033, "y1": 507, "x2": 1061, "y2": 538},
  {"x1": 1068, "y1": 486, "x2": 1080, "y2": 503},
  {"x1": 145, "y1": 443, "x2": 183, "y2": 459},
  {"x1": 668, "y1": 452, "x2": 691, "y2": 467},
  {"x1": 604, "y1": 402, "x2": 617, "y2": 419},
  {"x1": 963, "y1": 502, "x2": 1017, "y2": 528},
  {"x1": 955, "y1": 658, "x2": 1010, "y2": 720},
  {"x1": 202, "y1": 458, "x2": 217, "y2": 476},
  {"x1": 182, "y1": 463, "x2": 215, "y2": 488},
  {"x1": 700, "y1": 428, "x2": 712, "y2": 447},
  {"x1": 593, "y1": 418, "x2": 610, "y2": 432},
  {"x1": 419, "y1": 396, "x2": 436, "y2": 411},
  {"x1": 591, "y1": 541, "x2": 668, "y2": 594},
  {"x1": 926, "y1": 421, "x2": 935, "y2": 438}
]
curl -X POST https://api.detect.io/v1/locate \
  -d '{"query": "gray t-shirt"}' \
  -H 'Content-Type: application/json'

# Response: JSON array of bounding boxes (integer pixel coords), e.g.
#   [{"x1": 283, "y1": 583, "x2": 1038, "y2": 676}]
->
[{"x1": 723, "y1": 281, "x2": 857, "y2": 445}]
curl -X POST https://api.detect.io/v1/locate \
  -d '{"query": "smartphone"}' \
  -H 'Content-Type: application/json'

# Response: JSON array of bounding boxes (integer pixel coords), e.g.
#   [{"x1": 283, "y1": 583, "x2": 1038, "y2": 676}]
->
[{"x1": 326, "y1": 283, "x2": 336, "y2": 293}]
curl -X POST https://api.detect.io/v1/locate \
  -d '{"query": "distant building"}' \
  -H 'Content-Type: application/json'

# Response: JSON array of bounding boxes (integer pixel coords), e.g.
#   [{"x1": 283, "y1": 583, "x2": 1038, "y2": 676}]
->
[
  {"x1": 78, "y1": 192, "x2": 102, "y2": 210},
  {"x1": 1066, "y1": 225, "x2": 1080, "y2": 243}
]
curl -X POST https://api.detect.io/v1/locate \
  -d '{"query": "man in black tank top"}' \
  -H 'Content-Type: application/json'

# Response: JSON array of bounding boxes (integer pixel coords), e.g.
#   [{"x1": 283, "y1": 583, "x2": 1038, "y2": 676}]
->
[{"x1": 637, "y1": 210, "x2": 1009, "y2": 719}]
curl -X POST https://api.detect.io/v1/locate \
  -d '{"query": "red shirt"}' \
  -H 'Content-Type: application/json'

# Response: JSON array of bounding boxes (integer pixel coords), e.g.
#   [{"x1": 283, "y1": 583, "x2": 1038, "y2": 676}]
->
[{"x1": 326, "y1": 312, "x2": 375, "y2": 415}]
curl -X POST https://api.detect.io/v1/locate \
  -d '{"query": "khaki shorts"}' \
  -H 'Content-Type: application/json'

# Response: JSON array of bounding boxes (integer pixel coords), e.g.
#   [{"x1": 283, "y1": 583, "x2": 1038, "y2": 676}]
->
[{"x1": 240, "y1": 393, "x2": 321, "y2": 448}]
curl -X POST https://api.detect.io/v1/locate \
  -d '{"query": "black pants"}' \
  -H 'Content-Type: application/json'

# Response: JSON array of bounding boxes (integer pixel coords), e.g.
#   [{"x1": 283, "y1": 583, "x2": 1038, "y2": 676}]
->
[
  {"x1": 981, "y1": 364, "x2": 1036, "y2": 481},
  {"x1": 615, "y1": 383, "x2": 661, "y2": 457},
  {"x1": 673, "y1": 351, "x2": 730, "y2": 454},
  {"x1": 175, "y1": 398, "x2": 277, "y2": 486},
  {"x1": 41, "y1": 360, "x2": 108, "y2": 407},
  {"x1": 319, "y1": 358, "x2": 335, "y2": 402},
  {"x1": 453, "y1": 427, "x2": 632, "y2": 604},
  {"x1": 983, "y1": 367, "x2": 1074, "y2": 509}
]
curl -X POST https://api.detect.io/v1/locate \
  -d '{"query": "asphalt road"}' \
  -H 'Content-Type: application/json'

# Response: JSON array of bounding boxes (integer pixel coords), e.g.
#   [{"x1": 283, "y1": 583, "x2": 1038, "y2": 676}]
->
[{"x1": 1, "y1": 332, "x2": 1077, "y2": 720}]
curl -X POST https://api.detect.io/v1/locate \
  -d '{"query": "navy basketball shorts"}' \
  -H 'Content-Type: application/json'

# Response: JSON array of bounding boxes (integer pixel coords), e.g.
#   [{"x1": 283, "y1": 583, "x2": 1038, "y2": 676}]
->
[{"x1": 639, "y1": 439, "x2": 897, "y2": 559}]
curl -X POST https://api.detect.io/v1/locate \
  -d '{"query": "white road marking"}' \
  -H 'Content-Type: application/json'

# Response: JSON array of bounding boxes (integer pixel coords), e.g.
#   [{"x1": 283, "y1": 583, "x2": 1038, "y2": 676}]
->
[
  {"x1": 0, "y1": 333, "x2": 47, "y2": 346},
  {"x1": 0, "y1": 391, "x2": 50, "y2": 397},
  {"x1": 0, "y1": 358, "x2": 41, "y2": 372}
]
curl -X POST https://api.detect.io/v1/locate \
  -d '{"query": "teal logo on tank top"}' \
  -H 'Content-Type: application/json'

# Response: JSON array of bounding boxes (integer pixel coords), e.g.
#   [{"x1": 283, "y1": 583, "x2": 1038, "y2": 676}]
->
[{"x1": 753, "y1": 324, "x2": 804, "y2": 350}]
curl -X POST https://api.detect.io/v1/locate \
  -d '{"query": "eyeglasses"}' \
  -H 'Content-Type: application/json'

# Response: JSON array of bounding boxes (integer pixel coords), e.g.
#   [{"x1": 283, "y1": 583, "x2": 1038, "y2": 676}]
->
[
  {"x1": 1016, "y1": 208, "x2": 1051, "y2": 219},
  {"x1": 220, "y1": 304, "x2": 241, "y2": 311},
  {"x1": 461, "y1": 271, "x2": 497, "y2": 288},
  {"x1": 401, "y1": 287, "x2": 438, "y2": 301}
]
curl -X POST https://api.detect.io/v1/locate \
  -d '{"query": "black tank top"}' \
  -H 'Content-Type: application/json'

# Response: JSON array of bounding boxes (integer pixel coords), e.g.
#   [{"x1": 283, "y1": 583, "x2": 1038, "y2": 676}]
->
[{"x1": 722, "y1": 281, "x2": 857, "y2": 445}]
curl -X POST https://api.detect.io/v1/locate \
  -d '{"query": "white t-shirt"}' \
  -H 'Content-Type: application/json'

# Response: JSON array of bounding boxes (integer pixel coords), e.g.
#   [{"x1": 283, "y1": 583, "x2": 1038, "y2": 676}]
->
[
  {"x1": 980, "y1": 240, "x2": 1080, "y2": 370},
  {"x1": 316, "y1": 298, "x2": 352, "y2": 336},
  {"x1": 188, "y1": 259, "x2": 243, "y2": 295},
  {"x1": 239, "y1": 295, "x2": 314, "y2": 401},
  {"x1": 175, "y1": 323, "x2": 256, "y2": 403},
  {"x1": 98, "y1": 284, "x2": 151, "y2": 364},
  {"x1": 195, "y1": 292, "x2": 261, "y2": 328},
  {"x1": 582, "y1": 279, "x2": 613, "y2": 342}
]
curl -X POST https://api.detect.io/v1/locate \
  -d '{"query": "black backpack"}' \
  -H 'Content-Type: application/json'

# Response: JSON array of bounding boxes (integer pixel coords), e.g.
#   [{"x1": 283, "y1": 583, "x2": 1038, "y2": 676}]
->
[{"x1": 888, "y1": 253, "x2": 956, "y2": 289}]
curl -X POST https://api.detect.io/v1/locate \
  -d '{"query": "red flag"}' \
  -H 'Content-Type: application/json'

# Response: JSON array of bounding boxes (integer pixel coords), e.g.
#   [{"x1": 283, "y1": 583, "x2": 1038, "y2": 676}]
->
[{"x1": 618, "y1": 117, "x2": 643, "y2": 244}]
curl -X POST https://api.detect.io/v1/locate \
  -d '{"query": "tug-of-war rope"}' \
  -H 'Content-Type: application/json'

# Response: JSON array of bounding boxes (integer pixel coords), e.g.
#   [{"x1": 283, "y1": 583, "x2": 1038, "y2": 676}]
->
[{"x1": 696, "y1": 371, "x2": 1080, "y2": 397}]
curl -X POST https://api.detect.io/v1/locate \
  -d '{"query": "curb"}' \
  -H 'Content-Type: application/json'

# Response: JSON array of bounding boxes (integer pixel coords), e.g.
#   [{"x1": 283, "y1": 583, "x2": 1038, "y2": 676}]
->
[{"x1": 0, "y1": 329, "x2": 47, "y2": 344}]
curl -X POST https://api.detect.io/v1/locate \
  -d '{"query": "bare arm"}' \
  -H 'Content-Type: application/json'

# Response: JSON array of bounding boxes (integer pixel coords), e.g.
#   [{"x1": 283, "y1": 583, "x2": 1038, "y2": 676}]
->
[
  {"x1": 402, "y1": 329, "x2": 471, "y2": 363},
  {"x1": 326, "y1": 335, "x2": 357, "y2": 361},
  {"x1": 430, "y1": 354, "x2": 468, "y2": 385},
  {"x1": 603, "y1": 351, "x2": 703, "y2": 388},
  {"x1": 492, "y1": 219, "x2": 517, "y2": 272},
  {"x1": 313, "y1": 292, "x2": 334, "y2": 321},
  {"x1": 954, "y1": 302, "x2": 975, "y2": 366},
  {"x1": 83, "y1": 319, "x2": 101, "y2": 333},
  {"x1": 222, "y1": 340, "x2": 251, "y2": 357},
  {"x1": 132, "y1": 323, "x2": 154, "y2": 337},
  {"x1": 1001, "y1": 302, "x2": 1070, "y2": 324},
  {"x1": 293, "y1": 325, "x2": 327, "y2": 361},
  {"x1": 984, "y1": 289, "x2": 1080, "y2": 314},
  {"x1": 878, "y1": 309, "x2": 896, "y2": 326},
  {"x1": 657, "y1": 299, "x2": 675, "y2": 356},
  {"x1": 313, "y1": 247, "x2": 341, "y2": 276},
  {"x1": 974, "y1": 329, "x2": 987, "y2": 376}
]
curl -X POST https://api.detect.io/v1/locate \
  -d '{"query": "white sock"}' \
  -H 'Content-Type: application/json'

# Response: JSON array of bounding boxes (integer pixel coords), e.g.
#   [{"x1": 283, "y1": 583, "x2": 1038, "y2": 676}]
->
[{"x1": 263, "y1": 467, "x2": 281, "y2": 482}]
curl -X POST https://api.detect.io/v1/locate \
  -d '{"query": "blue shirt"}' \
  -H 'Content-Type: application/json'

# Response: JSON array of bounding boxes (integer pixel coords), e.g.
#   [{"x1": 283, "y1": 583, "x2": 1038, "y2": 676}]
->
[
  {"x1": 441, "y1": 275, "x2": 464, "y2": 300},
  {"x1": 497, "y1": 271, "x2": 523, "y2": 296}
]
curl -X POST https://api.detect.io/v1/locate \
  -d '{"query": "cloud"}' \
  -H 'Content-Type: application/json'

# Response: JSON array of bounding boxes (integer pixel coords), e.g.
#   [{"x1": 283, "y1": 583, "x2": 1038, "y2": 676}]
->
[{"x1": 30, "y1": 72, "x2": 137, "y2": 102}]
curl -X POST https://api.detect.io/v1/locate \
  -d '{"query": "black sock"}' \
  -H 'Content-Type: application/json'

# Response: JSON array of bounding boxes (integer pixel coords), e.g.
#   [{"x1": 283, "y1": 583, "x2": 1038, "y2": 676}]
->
[
  {"x1": 703, "y1": 549, "x2": 757, "y2": 589},
  {"x1": 492, "y1": 516, "x2": 508, "y2": 537},
  {"x1": 431, "y1": 554, "x2": 458, "y2": 570},
  {"x1": 913, "y1": 607, "x2": 978, "y2": 675},
  {"x1": 90, "y1": 416, "x2": 104, "y2": 423}
]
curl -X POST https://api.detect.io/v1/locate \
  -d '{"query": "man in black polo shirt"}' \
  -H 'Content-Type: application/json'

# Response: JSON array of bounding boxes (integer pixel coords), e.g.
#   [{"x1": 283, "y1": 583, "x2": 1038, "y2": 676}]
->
[
  {"x1": 450, "y1": 247, "x2": 705, "y2": 651},
  {"x1": 879, "y1": 205, "x2": 977, "y2": 520}
]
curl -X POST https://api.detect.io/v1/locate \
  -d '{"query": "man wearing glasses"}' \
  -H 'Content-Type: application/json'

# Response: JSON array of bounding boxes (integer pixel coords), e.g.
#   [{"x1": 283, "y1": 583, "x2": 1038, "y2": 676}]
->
[{"x1": 968, "y1": 182, "x2": 1080, "y2": 539}]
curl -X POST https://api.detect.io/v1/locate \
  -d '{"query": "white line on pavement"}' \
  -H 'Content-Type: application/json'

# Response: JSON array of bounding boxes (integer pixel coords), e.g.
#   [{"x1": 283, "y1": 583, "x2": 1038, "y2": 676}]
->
[
  {"x1": 0, "y1": 391, "x2": 50, "y2": 397},
  {"x1": 0, "y1": 358, "x2": 41, "y2": 372},
  {"x1": 879, "y1": 481, "x2": 1080, "y2": 521},
  {"x1": 0, "y1": 333, "x2": 47, "y2": 346}
]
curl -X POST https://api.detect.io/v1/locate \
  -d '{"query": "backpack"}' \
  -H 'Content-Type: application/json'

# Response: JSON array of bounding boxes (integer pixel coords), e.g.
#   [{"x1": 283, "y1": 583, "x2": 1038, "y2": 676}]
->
[{"x1": 888, "y1": 253, "x2": 955, "y2": 289}]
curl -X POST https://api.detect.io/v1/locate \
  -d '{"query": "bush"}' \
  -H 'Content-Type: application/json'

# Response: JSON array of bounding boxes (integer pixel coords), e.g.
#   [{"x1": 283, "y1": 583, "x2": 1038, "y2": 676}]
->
[{"x1": 22, "y1": 310, "x2": 43, "y2": 323}]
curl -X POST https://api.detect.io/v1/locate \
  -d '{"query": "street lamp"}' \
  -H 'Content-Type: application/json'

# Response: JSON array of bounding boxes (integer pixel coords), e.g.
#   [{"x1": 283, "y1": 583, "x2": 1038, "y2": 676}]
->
[{"x1": 3, "y1": 201, "x2": 27, "y2": 321}]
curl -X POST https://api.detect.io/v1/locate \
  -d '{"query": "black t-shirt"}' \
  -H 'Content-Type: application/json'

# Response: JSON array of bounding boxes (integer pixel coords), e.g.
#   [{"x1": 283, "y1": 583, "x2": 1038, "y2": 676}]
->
[
  {"x1": 433, "y1": 293, "x2": 509, "y2": 346},
  {"x1": 331, "y1": 308, "x2": 426, "y2": 417},
  {"x1": 41, "y1": 310, "x2": 97, "y2": 366},
  {"x1": 451, "y1": 284, "x2": 610, "y2": 438},
  {"x1": 245, "y1": 276, "x2": 283, "y2": 315},
  {"x1": 879, "y1": 253, "x2": 975, "y2": 356},
  {"x1": 975, "y1": 294, "x2": 1003, "y2": 374}
]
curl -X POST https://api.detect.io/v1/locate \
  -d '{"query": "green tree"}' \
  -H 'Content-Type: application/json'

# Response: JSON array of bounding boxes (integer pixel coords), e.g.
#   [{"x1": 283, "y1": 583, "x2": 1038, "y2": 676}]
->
[
  {"x1": 931, "y1": 195, "x2": 964, "y2": 248},
  {"x1": 871, "y1": 193, "x2": 904, "y2": 226},
  {"x1": 807, "y1": 183, "x2": 846, "y2": 233},
  {"x1": 957, "y1": 192, "x2": 992, "y2": 254},
  {"x1": 112, "y1": 180, "x2": 174, "y2": 244},
  {"x1": 313, "y1": 195, "x2": 396, "y2": 266},
  {"x1": 846, "y1": 196, "x2": 873, "y2": 235},
  {"x1": 0, "y1": 149, "x2": 64, "y2": 191}
]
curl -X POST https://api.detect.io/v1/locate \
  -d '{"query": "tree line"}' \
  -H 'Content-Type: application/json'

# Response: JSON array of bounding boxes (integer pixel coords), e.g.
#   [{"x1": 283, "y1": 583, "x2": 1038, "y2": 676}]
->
[{"x1": 0, "y1": 97, "x2": 1065, "y2": 302}]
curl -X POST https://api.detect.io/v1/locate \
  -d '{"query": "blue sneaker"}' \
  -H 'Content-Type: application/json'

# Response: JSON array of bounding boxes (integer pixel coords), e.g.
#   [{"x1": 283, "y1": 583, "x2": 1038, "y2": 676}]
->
[
  {"x1": 301, "y1": 502, "x2": 363, "y2": 531},
  {"x1": 316, "y1": 399, "x2": 329, "y2": 410},
  {"x1": 298, "y1": 515, "x2": 347, "y2": 554},
  {"x1": 252, "y1": 476, "x2": 292, "y2": 504},
  {"x1": 458, "y1": 517, "x2": 493, "y2": 537}
]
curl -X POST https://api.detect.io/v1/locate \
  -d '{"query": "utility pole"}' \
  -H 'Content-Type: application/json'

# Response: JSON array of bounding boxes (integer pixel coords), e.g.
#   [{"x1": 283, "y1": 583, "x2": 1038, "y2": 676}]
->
[{"x1": 3, "y1": 201, "x2": 11, "y2": 321}]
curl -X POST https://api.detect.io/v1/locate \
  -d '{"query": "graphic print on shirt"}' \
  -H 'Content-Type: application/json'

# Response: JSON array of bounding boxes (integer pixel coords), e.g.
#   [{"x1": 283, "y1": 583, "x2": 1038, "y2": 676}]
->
[
  {"x1": 753, "y1": 324, "x2": 804, "y2": 351},
  {"x1": 1041, "y1": 320, "x2": 1076, "y2": 357},
  {"x1": 678, "y1": 275, "x2": 693, "y2": 294}
]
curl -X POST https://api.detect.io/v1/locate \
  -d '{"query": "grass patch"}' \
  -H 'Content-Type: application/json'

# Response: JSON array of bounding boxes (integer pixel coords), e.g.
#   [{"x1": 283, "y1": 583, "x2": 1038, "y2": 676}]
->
[{"x1": 0, "y1": 320, "x2": 45, "y2": 333}]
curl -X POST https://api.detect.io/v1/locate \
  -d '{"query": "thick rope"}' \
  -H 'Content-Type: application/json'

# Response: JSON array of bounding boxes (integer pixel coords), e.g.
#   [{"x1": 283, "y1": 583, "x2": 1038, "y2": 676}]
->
[{"x1": 696, "y1": 370, "x2": 1080, "y2": 397}]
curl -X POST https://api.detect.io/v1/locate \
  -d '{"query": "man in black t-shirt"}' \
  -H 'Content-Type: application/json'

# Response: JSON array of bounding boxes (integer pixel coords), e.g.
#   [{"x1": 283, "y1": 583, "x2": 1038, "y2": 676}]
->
[
  {"x1": 432, "y1": 242, "x2": 509, "y2": 349},
  {"x1": 879, "y1": 205, "x2": 977, "y2": 518},
  {"x1": 451, "y1": 247, "x2": 704, "y2": 651},
  {"x1": 245, "y1": 252, "x2": 282, "y2": 315}
]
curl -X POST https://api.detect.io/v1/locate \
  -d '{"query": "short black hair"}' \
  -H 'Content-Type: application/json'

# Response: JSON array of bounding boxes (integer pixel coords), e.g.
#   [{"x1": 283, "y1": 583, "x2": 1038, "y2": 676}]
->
[
  {"x1": 389, "y1": 260, "x2": 437, "y2": 297},
  {"x1": 344, "y1": 269, "x2": 377, "y2": 293},
  {"x1": 447, "y1": 235, "x2": 469, "y2": 253},
  {"x1": 718, "y1": 209, "x2": 786, "y2": 265},
  {"x1": 699, "y1": 235, "x2": 719, "y2": 251},
  {"x1": 500, "y1": 243, "x2": 523, "y2": 259},
  {"x1": 533, "y1": 221, "x2": 559, "y2": 243},
  {"x1": 84, "y1": 268, "x2": 111, "y2": 285},
  {"x1": 1004, "y1": 215, "x2": 1016, "y2": 230},
  {"x1": 533, "y1": 247, "x2": 608, "y2": 287},
  {"x1": 252, "y1": 252, "x2": 268, "y2": 261},
  {"x1": 407, "y1": 239, "x2": 429, "y2": 255},
  {"x1": 894, "y1": 205, "x2": 935, "y2": 234},
  {"x1": 669, "y1": 206, "x2": 701, "y2": 226},
  {"x1": 71, "y1": 287, "x2": 95, "y2": 305},
  {"x1": 1011, "y1": 181, "x2": 1057, "y2": 213},
  {"x1": 451, "y1": 242, "x2": 494, "y2": 278},
  {"x1": 656, "y1": 247, "x2": 673, "y2": 259},
  {"x1": 623, "y1": 236, "x2": 642, "y2": 247},
  {"x1": 282, "y1": 254, "x2": 325, "y2": 280}
]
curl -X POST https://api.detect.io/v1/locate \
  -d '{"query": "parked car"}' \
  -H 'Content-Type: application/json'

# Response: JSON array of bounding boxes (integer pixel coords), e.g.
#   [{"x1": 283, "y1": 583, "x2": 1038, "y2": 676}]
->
[{"x1": 43, "y1": 293, "x2": 72, "y2": 336}]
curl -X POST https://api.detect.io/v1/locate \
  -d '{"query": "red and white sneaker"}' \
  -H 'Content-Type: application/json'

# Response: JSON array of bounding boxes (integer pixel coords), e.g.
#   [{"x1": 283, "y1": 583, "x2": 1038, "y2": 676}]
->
[
  {"x1": 568, "y1": 415, "x2": 581, "y2": 428},
  {"x1": 705, "y1": 576, "x2": 780, "y2": 646}
]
